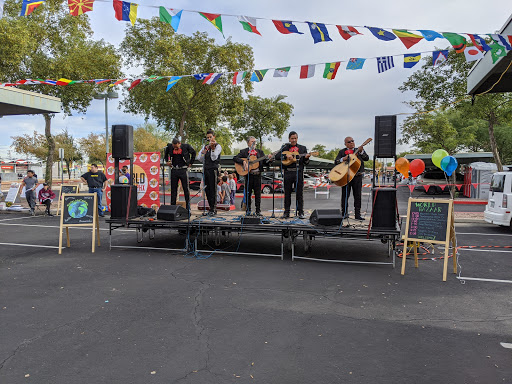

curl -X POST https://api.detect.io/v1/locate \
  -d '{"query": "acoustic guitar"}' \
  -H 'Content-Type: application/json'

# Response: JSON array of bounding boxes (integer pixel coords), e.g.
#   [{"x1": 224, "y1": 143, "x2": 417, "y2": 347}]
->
[
  {"x1": 281, "y1": 151, "x2": 319, "y2": 166},
  {"x1": 328, "y1": 138, "x2": 372, "y2": 187},
  {"x1": 235, "y1": 150, "x2": 278, "y2": 176}
]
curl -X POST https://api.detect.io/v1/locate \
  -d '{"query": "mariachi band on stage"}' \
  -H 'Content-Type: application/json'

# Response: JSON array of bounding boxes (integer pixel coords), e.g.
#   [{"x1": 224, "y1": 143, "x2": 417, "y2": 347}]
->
[{"x1": 164, "y1": 129, "x2": 369, "y2": 220}]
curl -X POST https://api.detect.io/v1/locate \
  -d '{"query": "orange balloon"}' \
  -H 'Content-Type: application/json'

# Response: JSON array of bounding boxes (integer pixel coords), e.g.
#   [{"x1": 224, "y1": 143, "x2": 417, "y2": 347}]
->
[{"x1": 395, "y1": 157, "x2": 410, "y2": 177}]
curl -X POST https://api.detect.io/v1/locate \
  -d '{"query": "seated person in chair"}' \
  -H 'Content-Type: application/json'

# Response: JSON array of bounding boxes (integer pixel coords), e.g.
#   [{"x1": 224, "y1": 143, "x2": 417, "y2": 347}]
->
[{"x1": 38, "y1": 183, "x2": 56, "y2": 216}]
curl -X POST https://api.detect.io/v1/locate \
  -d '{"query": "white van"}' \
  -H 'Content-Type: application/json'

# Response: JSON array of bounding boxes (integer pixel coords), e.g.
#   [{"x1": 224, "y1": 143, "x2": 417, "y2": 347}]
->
[{"x1": 484, "y1": 172, "x2": 512, "y2": 229}]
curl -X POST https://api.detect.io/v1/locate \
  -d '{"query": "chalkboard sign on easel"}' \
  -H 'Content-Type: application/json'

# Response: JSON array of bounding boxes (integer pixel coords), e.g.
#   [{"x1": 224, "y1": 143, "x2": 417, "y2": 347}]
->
[
  {"x1": 56, "y1": 185, "x2": 79, "y2": 216},
  {"x1": 58, "y1": 193, "x2": 100, "y2": 254},
  {"x1": 401, "y1": 198, "x2": 456, "y2": 281}
]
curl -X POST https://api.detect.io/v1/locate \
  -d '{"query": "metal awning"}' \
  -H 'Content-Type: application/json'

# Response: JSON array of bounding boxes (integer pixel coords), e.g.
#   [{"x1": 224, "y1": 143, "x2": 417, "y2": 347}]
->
[
  {"x1": 405, "y1": 152, "x2": 494, "y2": 168},
  {"x1": 0, "y1": 87, "x2": 61, "y2": 116},
  {"x1": 467, "y1": 16, "x2": 512, "y2": 95}
]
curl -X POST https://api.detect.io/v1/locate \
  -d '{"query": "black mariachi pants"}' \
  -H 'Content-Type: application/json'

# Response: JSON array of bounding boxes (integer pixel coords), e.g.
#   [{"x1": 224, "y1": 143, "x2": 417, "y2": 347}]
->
[
  {"x1": 284, "y1": 169, "x2": 304, "y2": 214},
  {"x1": 170, "y1": 168, "x2": 190, "y2": 207},
  {"x1": 245, "y1": 173, "x2": 262, "y2": 212},
  {"x1": 204, "y1": 168, "x2": 218, "y2": 211},
  {"x1": 341, "y1": 173, "x2": 363, "y2": 216}
]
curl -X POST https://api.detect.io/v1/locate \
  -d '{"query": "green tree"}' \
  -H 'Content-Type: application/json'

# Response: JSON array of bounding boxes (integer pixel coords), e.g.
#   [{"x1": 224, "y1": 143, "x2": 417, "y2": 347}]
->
[
  {"x1": 133, "y1": 123, "x2": 171, "y2": 152},
  {"x1": 325, "y1": 148, "x2": 341, "y2": 161},
  {"x1": 54, "y1": 129, "x2": 82, "y2": 179},
  {"x1": 399, "y1": 48, "x2": 512, "y2": 170},
  {"x1": 120, "y1": 21, "x2": 254, "y2": 144},
  {"x1": 232, "y1": 95, "x2": 293, "y2": 149},
  {"x1": 1, "y1": 0, "x2": 122, "y2": 185},
  {"x1": 78, "y1": 133, "x2": 110, "y2": 167},
  {"x1": 311, "y1": 144, "x2": 327, "y2": 158},
  {"x1": 10, "y1": 131, "x2": 47, "y2": 160}
]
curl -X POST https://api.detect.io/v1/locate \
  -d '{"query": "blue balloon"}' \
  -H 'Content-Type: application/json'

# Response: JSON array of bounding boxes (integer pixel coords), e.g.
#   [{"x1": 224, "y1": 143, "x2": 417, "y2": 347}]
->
[{"x1": 440, "y1": 155, "x2": 458, "y2": 176}]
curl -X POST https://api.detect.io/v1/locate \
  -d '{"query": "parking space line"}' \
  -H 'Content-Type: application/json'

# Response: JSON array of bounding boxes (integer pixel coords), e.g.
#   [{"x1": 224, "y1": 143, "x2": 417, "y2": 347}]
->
[
  {"x1": 0, "y1": 242, "x2": 59, "y2": 249},
  {"x1": 458, "y1": 248, "x2": 512, "y2": 253},
  {"x1": 0, "y1": 216, "x2": 44, "y2": 222},
  {"x1": 457, "y1": 277, "x2": 512, "y2": 284},
  {"x1": 456, "y1": 232, "x2": 512, "y2": 237},
  {"x1": 500, "y1": 342, "x2": 512, "y2": 349}
]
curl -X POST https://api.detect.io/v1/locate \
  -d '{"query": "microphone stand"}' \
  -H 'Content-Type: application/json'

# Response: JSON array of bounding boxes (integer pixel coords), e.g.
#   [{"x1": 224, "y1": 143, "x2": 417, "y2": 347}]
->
[
  {"x1": 201, "y1": 139, "x2": 208, "y2": 216},
  {"x1": 273, "y1": 143, "x2": 287, "y2": 219},
  {"x1": 245, "y1": 147, "x2": 252, "y2": 216}
]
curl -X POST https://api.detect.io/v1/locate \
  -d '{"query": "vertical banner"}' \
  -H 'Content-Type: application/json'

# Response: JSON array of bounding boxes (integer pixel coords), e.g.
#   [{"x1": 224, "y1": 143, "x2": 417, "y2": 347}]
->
[{"x1": 105, "y1": 152, "x2": 161, "y2": 212}]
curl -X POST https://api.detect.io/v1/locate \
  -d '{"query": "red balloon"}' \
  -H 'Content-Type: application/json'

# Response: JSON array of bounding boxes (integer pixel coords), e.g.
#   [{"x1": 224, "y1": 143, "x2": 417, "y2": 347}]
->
[{"x1": 409, "y1": 159, "x2": 425, "y2": 177}]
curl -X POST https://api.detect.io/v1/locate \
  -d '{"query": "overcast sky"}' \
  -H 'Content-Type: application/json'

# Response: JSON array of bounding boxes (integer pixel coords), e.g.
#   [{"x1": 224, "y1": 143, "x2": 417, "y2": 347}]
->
[{"x1": 1, "y1": 0, "x2": 510, "y2": 158}]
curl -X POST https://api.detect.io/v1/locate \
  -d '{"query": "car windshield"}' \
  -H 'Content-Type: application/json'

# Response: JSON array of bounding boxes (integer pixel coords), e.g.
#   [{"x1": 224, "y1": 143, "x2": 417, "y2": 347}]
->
[{"x1": 490, "y1": 175, "x2": 505, "y2": 193}]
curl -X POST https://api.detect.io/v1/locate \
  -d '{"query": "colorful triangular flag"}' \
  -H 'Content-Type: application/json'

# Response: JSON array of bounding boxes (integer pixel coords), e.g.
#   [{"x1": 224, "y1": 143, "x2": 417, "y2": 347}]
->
[
  {"x1": 113, "y1": 0, "x2": 138, "y2": 26},
  {"x1": 203, "y1": 73, "x2": 222, "y2": 85},
  {"x1": 468, "y1": 34, "x2": 491, "y2": 52},
  {"x1": 464, "y1": 46, "x2": 484, "y2": 62},
  {"x1": 238, "y1": 16, "x2": 261, "y2": 36},
  {"x1": 490, "y1": 43, "x2": 507, "y2": 63},
  {"x1": 404, "y1": 53, "x2": 421, "y2": 68},
  {"x1": 250, "y1": 69, "x2": 268, "y2": 82},
  {"x1": 232, "y1": 71, "x2": 247, "y2": 84},
  {"x1": 68, "y1": 0, "x2": 93, "y2": 16},
  {"x1": 128, "y1": 78, "x2": 142, "y2": 91},
  {"x1": 432, "y1": 50, "x2": 448, "y2": 66},
  {"x1": 20, "y1": 0, "x2": 45, "y2": 16},
  {"x1": 199, "y1": 12, "x2": 224, "y2": 37},
  {"x1": 489, "y1": 34, "x2": 512, "y2": 51},
  {"x1": 336, "y1": 25, "x2": 361, "y2": 40},
  {"x1": 346, "y1": 58, "x2": 366, "y2": 70},
  {"x1": 159, "y1": 7, "x2": 182, "y2": 32},
  {"x1": 366, "y1": 26, "x2": 396, "y2": 41},
  {"x1": 323, "y1": 62, "x2": 340, "y2": 80},
  {"x1": 417, "y1": 30, "x2": 443, "y2": 41},
  {"x1": 166, "y1": 76, "x2": 181, "y2": 91},
  {"x1": 442, "y1": 32, "x2": 467, "y2": 53},
  {"x1": 392, "y1": 29, "x2": 424, "y2": 49},
  {"x1": 300, "y1": 64, "x2": 315, "y2": 79},
  {"x1": 273, "y1": 67, "x2": 291, "y2": 77},
  {"x1": 272, "y1": 20, "x2": 303, "y2": 34},
  {"x1": 56, "y1": 78, "x2": 75, "y2": 86},
  {"x1": 307, "y1": 22, "x2": 332, "y2": 44},
  {"x1": 377, "y1": 56, "x2": 395, "y2": 73}
]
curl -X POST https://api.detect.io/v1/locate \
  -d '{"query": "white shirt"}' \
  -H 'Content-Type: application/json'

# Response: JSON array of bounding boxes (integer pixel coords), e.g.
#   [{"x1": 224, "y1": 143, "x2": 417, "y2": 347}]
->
[
  {"x1": 196, "y1": 143, "x2": 222, "y2": 162},
  {"x1": 229, "y1": 179, "x2": 236, "y2": 191}
]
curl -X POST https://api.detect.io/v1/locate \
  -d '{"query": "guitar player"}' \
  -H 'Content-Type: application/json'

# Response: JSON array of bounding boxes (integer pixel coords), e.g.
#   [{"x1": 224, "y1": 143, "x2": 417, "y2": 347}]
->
[
  {"x1": 335, "y1": 137, "x2": 369, "y2": 220},
  {"x1": 275, "y1": 131, "x2": 311, "y2": 219},
  {"x1": 233, "y1": 136, "x2": 273, "y2": 216}
]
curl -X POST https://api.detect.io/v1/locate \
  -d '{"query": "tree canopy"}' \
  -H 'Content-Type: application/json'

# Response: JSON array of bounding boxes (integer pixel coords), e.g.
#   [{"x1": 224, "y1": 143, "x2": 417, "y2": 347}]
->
[
  {"x1": 231, "y1": 95, "x2": 293, "y2": 149},
  {"x1": 121, "y1": 21, "x2": 255, "y2": 146},
  {"x1": 399, "y1": 48, "x2": 512, "y2": 169},
  {"x1": 1, "y1": 0, "x2": 122, "y2": 184}
]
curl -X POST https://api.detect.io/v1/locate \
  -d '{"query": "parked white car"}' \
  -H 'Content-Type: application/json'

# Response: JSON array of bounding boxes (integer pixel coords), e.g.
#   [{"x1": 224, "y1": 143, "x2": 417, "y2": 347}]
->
[{"x1": 484, "y1": 171, "x2": 512, "y2": 229}]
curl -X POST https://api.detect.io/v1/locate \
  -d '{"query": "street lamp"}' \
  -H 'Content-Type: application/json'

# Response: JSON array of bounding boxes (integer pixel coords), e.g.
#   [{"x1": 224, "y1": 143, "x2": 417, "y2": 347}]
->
[{"x1": 93, "y1": 91, "x2": 119, "y2": 155}]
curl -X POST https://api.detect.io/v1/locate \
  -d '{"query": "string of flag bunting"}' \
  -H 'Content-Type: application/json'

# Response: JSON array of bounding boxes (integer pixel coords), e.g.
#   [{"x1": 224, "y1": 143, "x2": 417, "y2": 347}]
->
[
  {"x1": 7, "y1": 0, "x2": 512, "y2": 61},
  {"x1": 0, "y1": 45, "x2": 504, "y2": 91}
]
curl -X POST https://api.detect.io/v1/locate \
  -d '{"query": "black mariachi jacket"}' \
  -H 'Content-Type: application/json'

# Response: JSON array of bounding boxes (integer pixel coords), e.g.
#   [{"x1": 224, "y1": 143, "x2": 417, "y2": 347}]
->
[
  {"x1": 276, "y1": 143, "x2": 309, "y2": 171},
  {"x1": 164, "y1": 143, "x2": 196, "y2": 167},
  {"x1": 334, "y1": 147, "x2": 369, "y2": 175},
  {"x1": 233, "y1": 148, "x2": 271, "y2": 173}
]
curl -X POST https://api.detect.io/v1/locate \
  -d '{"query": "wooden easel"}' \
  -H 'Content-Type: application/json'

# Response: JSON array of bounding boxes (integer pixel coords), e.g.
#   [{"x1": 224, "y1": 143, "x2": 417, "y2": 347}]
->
[
  {"x1": 401, "y1": 198, "x2": 456, "y2": 281},
  {"x1": 58, "y1": 193, "x2": 100, "y2": 254}
]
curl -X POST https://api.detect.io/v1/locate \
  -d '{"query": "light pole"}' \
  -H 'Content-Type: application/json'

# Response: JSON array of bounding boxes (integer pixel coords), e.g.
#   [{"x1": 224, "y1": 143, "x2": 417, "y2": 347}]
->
[{"x1": 93, "y1": 91, "x2": 119, "y2": 155}]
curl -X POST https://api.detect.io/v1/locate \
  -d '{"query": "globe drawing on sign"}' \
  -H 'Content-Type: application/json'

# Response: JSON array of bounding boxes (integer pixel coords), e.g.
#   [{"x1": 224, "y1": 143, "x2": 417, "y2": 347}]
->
[{"x1": 67, "y1": 200, "x2": 88, "y2": 219}]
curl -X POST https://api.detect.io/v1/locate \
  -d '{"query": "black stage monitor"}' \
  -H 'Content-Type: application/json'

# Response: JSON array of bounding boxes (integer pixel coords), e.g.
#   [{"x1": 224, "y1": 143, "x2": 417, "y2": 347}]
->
[
  {"x1": 309, "y1": 209, "x2": 343, "y2": 226},
  {"x1": 157, "y1": 205, "x2": 190, "y2": 221}
]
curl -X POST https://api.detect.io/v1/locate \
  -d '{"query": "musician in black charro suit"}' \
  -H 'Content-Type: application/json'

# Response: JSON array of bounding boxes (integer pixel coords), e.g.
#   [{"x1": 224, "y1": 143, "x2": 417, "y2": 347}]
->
[
  {"x1": 164, "y1": 137, "x2": 196, "y2": 209},
  {"x1": 334, "y1": 136, "x2": 369, "y2": 220},
  {"x1": 233, "y1": 136, "x2": 272, "y2": 216}
]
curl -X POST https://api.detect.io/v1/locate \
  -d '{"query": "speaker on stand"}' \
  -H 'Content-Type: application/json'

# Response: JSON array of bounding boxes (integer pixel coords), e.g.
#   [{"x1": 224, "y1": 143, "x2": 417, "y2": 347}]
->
[
  {"x1": 371, "y1": 188, "x2": 398, "y2": 230},
  {"x1": 111, "y1": 125, "x2": 136, "y2": 219}
]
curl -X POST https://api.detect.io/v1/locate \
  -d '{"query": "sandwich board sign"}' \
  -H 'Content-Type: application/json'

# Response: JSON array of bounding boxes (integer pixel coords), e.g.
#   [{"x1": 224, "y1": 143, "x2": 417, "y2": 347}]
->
[
  {"x1": 58, "y1": 193, "x2": 100, "y2": 254},
  {"x1": 56, "y1": 184, "x2": 79, "y2": 216},
  {"x1": 401, "y1": 198, "x2": 456, "y2": 281},
  {"x1": 5, "y1": 183, "x2": 20, "y2": 204}
]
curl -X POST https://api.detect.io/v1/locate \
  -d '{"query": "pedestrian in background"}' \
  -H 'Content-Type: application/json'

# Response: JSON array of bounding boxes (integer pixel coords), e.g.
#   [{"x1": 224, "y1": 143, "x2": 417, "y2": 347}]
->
[
  {"x1": 20, "y1": 170, "x2": 38, "y2": 216},
  {"x1": 38, "y1": 183, "x2": 56, "y2": 216},
  {"x1": 81, "y1": 164, "x2": 107, "y2": 217},
  {"x1": 228, "y1": 173, "x2": 236, "y2": 205}
]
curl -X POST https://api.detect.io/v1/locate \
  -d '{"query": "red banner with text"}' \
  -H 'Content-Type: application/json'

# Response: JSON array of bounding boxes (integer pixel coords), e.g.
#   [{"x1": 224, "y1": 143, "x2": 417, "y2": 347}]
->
[{"x1": 105, "y1": 152, "x2": 161, "y2": 211}]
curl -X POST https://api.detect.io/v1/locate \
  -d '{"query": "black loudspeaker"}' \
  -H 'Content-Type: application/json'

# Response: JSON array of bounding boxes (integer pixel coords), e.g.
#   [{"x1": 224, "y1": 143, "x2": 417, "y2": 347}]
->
[
  {"x1": 371, "y1": 188, "x2": 397, "y2": 229},
  {"x1": 374, "y1": 115, "x2": 396, "y2": 158},
  {"x1": 112, "y1": 124, "x2": 134, "y2": 159},
  {"x1": 157, "y1": 205, "x2": 190, "y2": 221},
  {"x1": 110, "y1": 184, "x2": 138, "y2": 219},
  {"x1": 309, "y1": 209, "x2": 343, "y2": 226}
]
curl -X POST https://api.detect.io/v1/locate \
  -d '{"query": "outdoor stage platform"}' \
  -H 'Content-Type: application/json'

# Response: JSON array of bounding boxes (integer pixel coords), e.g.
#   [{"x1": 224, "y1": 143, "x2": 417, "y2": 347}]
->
[{"x1": 107, "y1": 209, "x2": 401, "y2": 266}]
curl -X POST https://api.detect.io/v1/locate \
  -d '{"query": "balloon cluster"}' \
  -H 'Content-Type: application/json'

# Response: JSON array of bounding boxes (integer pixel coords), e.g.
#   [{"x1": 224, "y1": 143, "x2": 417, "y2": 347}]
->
[
  {"x1": 394, "y1": 150, "x2": 458, "y2": 179},
  {"x1": 395, "y1": 157, "x2": 425, "y2": 178},
  {"x1": 432, "y1": 149, "x2": 458, "y2": 177}
]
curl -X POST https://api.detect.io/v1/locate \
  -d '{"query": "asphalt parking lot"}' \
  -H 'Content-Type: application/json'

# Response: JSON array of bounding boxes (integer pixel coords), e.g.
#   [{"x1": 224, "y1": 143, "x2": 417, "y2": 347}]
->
[{"x1": 1, "y1": 186, "x2": 511, "y2": 383}]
